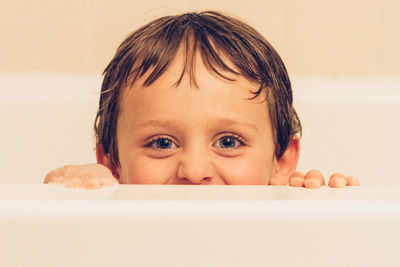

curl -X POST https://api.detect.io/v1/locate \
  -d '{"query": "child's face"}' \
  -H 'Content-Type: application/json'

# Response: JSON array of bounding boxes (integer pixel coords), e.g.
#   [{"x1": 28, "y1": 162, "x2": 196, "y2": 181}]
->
[{"x1": 115, "y1": 51, "x2": 277, "y2": 185}]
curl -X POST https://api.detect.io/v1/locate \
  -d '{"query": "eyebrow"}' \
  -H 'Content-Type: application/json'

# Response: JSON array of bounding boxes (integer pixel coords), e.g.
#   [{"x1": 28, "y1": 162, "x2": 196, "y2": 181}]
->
[
  {"x1": 135, "y1": 120, "x2": 176, "y2": 130},
  {"x1": 134, "y1": 118, "x2": 258, "y2": 131},
  {"x1": 212, "y1": 118, "x2": 258, "y2": 130}
]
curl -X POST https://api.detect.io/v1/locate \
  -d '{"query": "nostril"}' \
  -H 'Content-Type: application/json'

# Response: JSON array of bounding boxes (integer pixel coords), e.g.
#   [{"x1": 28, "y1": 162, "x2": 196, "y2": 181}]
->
[
  {"x1": 199, "y1": 177, "x2": 213, "y2": 185},
  {"x1": 182, "y1": 178, "x2": 192, "y2": 184},
  {"x1": 180, "y1": 177, "x2": 212, "y2": 185}
]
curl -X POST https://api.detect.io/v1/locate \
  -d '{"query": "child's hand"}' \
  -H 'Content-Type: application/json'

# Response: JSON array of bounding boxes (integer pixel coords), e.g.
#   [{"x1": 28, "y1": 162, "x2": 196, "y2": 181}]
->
[
  {"x1": 44, "y1": 164, "x2": 118, "y2": 189},
  {"x1": 289, "y1": 170, "x2": 360, "y2": 188}
]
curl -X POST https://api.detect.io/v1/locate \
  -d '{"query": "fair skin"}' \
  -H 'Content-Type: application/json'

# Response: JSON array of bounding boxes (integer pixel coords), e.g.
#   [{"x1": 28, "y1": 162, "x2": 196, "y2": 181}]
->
[{"x1": 45, "y1": 50, "x2": 360, "y2": 188}]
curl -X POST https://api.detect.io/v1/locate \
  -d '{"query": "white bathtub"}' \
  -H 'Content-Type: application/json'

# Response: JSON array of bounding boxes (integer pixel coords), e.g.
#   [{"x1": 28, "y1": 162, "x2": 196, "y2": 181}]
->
[
  {"x1": 1, "y1": 72, "x2": 400, "y2": 185},
  {"x1": 0, "y1": 185, "x2": 400, "y2": 267}
]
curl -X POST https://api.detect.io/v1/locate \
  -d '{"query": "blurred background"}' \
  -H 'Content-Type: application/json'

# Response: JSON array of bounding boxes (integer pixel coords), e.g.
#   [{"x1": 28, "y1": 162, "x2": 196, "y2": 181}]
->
[{"x1": 1, "y1": 0, "x2": 399, "y2": 76}]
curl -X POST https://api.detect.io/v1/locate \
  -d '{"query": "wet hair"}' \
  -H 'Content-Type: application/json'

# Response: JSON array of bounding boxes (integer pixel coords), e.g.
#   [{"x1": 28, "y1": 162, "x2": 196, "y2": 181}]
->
[{"x1": 94, "y1": 10, "x2": 302, "y2": 167}]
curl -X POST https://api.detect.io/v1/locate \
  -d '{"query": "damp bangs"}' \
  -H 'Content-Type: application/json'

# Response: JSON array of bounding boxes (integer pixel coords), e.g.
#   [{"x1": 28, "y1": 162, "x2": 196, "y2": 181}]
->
[{"x1": 106, "y1": 12, "x2": 271, "y2": 97}]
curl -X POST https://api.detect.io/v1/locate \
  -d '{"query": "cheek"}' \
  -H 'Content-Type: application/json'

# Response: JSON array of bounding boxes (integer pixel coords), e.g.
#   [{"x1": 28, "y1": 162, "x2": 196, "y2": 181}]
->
[
  {"x1": 217, "y1": 155, "x2": 273, "y2": 185},
  {"x1": 119, "y1": 154, "x2": 175, "y2": 184}
]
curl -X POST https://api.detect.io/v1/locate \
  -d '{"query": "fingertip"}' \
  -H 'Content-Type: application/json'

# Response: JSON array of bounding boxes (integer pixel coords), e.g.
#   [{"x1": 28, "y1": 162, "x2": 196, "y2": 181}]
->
[
  {"x1": 289, "y1": 177, "x2": 304, "y2": 187},
  {"x1": 44, "y1": 170, "x2": 56, "y2": 184},
  {"x1": 289, "y1": 171, "x2": 305, "y2": 187},
  {"x1": 305, "y1": 169, "x2": 325, "y2": 186},
  {"x1": 305, "y1": 169, "x2": 323, "y2": 177},
  {"x1": 43, "y1": 173, "x2": 50, "y2": 184},
  {"x1": 304, "y1": 178, "x2": 322, "y2": 189},
  {"x1": 328, "y1": 173, "x2": 347, "y2": 188},
  {"x1": 346, "y1": 176, "x2": 360, "y2": 186},
  {"x1": 331, "y1": 172, "x2": 345, "y2": 178}
]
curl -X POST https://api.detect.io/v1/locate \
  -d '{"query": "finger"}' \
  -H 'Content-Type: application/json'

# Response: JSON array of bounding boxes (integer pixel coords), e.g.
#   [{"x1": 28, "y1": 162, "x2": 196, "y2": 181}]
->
[
  {"x1": 304, "y1": 169, "x2": 324, "y2": 189},
  {"x1": 328, "y1": 172, "x2": 347, "y2": 188},
  {"x1": 346, "y1": 176, "x2": 360, "y2": 186},
  {"x1": 88, "y1": 164, "x2": 118, "y2": 186},
  {"x1": 289, "y1": 171, "x2": 305, "y2": 187},
  {"x1": 99, "y1": 176, "x2": 119, "y2": 186},
  {"x1": 43, "y1": 172, "x2": 52, "y2": 184},
  {"x1": 44, "y1": 169, "x2": 61, "y2": 184},
  {"x1": 83, "y1": 178, "x2": 101, "y2": 189}
]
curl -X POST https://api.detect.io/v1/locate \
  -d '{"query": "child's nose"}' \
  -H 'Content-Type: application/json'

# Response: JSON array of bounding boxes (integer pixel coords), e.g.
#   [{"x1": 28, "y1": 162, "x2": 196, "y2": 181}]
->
[{"x1": 176, "y1": 148, "x2": 216, "y2": 185}]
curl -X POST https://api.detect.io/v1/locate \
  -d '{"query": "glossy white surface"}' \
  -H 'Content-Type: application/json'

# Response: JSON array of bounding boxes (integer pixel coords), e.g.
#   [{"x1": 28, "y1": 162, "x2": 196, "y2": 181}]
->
[{"x1": 1, "y1": 185, "x2": 400, "y2": 267}]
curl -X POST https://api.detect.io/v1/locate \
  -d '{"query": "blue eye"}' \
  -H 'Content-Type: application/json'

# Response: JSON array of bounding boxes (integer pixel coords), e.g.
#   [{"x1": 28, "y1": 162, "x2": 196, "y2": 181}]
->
[
  {"x1": 147, "y1": 137, "x2": 178, "y2": 150},
  {"x1": 155, "y1": 138, "x2": 172, "y2": 149},
  {"x1": 216, "y1": 135, "x2": 243, "y2": 149}
]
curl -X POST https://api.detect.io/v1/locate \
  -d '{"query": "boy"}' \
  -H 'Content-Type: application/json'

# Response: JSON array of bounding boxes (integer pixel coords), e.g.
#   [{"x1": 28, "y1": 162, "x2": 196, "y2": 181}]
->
[{"x1": 45, "y1": 11, "x2": 359, "y2": 189}]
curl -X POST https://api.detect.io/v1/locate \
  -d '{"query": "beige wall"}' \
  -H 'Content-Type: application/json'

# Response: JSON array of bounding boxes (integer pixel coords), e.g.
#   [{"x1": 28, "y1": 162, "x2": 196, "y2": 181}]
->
[{"x1": 1, "y1": 0, "x2": 399, "y2": 76}]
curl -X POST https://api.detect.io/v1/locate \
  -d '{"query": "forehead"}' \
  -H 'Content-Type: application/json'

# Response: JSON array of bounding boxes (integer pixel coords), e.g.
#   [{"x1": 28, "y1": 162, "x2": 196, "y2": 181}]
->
[{"x1": 118, "y1": 50, "x2": 270, "y2": 130}]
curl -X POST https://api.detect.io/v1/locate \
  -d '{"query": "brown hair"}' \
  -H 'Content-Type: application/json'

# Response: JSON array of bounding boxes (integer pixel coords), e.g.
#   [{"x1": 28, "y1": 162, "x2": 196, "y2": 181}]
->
[{"x1": 94, "y1": 11, "x2": 301, "y2": 167}]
